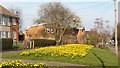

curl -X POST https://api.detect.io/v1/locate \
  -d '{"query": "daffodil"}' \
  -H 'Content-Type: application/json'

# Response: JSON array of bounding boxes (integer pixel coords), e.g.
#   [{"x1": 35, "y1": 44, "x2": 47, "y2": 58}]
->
[
  {"x1": 0, "y1": 60, "x2": 46, "y2": 67},
  {"x1": 20, "y1": 44, "x2": 94, "y2": 58}
]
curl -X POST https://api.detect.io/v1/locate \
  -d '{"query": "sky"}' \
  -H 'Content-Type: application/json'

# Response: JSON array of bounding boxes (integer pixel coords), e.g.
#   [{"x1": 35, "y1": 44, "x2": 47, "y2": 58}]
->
[
  {"x1": 0, "y1": 0, "x2": 120, "y2": 31},
  {"x1": 119, "y1": 2, "x2": 120, "y2": 23}
]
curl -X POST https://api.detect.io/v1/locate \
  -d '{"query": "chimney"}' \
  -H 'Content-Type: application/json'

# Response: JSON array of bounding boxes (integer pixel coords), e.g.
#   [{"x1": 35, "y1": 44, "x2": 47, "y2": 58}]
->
[{"x1": 16, "y1": 11, "x2": 19, "y2": 16}]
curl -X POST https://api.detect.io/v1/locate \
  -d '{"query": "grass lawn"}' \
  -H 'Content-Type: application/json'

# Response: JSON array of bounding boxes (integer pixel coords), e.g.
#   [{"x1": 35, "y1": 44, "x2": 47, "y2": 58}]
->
[{"x1": 1, "y1": 45, "x2": 118, "y2": 66}]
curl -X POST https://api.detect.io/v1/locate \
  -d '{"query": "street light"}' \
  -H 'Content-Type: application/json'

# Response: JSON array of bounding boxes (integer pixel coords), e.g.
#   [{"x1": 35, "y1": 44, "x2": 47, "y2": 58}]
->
[{"x1": 114, "y1": 0, "x2": 118, "y2": 56}]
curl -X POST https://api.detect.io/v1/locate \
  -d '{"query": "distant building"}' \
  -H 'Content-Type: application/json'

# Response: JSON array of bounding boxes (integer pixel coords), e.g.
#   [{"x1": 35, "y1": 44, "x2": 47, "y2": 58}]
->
[
  {"x1": 0, "y1": 5, "x2": 19, "y2": 42},
  {"x1": 24, "y1": 23, "x2": 85, "y2": 44}
]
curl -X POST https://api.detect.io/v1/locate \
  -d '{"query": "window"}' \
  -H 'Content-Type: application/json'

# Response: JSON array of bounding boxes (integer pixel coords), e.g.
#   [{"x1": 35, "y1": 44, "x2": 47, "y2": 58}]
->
[
  {"x1": 2, "y1": 32, "x2": 5, "y2": 38},
  {"x1": 4, "y1": 17, "x2": 8, "y2": 25},
  {"x1": 45, "y1": 28, "x2": 51, "y2": 33},
  {"x1": 51, "y1": 29, "x2": 54, "y2": 33},
  {"x1": 7, "y1": 18, "x2": 10, "y2": 26},
  {"x1": 2, "y1": 16, "x2": 9, "y2": 26},
  {"x1": 2, "y1": 16, "x2": 5, "y2": 25},
  {"x1": 5, "y1": 32, "x2": 10, "y2": 38},
  {"x1": 5, "y1": 17, "x2": 8, "y2": 26},
  {"x1": 45, "y1": 28, "x2": 55, "y2": 33},
  {"x1": 13, "y1": 32, "x2": 16, "y2": 39},
  {"x1": 12, "y1": 18, "x2": 16, "y2": 25}
]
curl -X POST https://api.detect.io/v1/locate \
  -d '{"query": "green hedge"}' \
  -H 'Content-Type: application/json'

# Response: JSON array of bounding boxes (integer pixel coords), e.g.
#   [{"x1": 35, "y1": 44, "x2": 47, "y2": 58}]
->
[
  {"x1": 0, "y1": 38, "x2": 13, "y2": 50},
  {"x1": 30, "y1": 39, "x2": 56, "y2": 47}
]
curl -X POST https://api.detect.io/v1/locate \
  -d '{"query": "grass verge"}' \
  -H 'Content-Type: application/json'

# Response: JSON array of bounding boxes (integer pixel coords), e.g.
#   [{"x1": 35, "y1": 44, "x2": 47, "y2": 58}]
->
[{"x1": 1, "y1": 47, "x2": 118, "y2": 66}]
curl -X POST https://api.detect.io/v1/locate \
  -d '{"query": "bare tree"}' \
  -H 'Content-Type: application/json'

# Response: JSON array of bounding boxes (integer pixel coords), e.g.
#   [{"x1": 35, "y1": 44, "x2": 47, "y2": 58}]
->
[
  {"x1": 9, "y1": 8, "x2": 23, "y2": 31},
  {"x1": 94, "y1": 18, "x2": 112, "y2": 44},
  {"x1": 35, "y1": 2, "x2": 81, "y2": 44}
]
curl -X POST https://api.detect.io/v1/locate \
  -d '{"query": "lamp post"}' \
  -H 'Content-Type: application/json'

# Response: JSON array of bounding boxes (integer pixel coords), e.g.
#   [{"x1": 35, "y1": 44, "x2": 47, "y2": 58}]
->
[{"x1": 113, "y1": 0, "x2": 118, "y2": 56}]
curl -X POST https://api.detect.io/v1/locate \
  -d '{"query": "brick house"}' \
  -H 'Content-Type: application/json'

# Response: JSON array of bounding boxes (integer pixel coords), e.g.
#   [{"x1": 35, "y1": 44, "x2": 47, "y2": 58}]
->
[
  {"x1": 0, "y1": 5, "x2": 19, "y2": 42},
  {"x1": 24, "y1": 23, "x2": 85, "y2": 44}
]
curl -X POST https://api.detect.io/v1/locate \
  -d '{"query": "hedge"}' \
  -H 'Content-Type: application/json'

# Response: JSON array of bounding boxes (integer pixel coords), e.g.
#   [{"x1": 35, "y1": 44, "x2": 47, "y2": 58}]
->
[
  {"x1": 0, "y1": 38, "x2": 13, "y2": 50},
  {"x1": 30, "y1": 39, "x2": 56, "y2": 47}
]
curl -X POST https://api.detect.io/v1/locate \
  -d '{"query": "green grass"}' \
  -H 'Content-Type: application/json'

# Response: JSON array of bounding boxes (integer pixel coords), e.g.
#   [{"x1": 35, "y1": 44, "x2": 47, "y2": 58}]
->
[{"x1": 1, "y1": 47, "x2": 118, "y2": 66}]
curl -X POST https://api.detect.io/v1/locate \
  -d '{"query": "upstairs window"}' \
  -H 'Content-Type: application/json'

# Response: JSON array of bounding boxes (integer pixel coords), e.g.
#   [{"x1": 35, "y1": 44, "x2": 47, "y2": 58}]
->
[
  {"x1": 45, "y1": 28, "x2": 51, "y2": 33},
  {"x1": 2, "y1": 16, "x2": 9, "y2": 26},
  {"x1": 2, "y1": 16, "x2": 5, "y2": 25},
  {"x1": 12, "y1": 18, "x2": 16, "y2": 25},
  {"x1": 5, "y1": 17, "x2": 9, "y2": 26},
  {"x1": 50, "y1": 29, "x2": 54, "y2": 33},
  {"x1": 13, "y1": 32, "x2": 16, "y2": 39},
  {"x1": 7, "y1": 17, "x2": 10, "y2": 26},
  {"x1": 45, "y1": 28, "x2": 55, "y2": 33}
]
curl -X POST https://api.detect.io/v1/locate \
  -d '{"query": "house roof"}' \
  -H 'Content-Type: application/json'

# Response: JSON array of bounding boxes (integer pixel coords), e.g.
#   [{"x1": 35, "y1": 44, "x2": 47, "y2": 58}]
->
[
  {"x1": 0, "y1": 5, "x2": 19, "y2": 18},
  {"x1": 25, "y1": 23, "x2": 86, "y2": 31}
]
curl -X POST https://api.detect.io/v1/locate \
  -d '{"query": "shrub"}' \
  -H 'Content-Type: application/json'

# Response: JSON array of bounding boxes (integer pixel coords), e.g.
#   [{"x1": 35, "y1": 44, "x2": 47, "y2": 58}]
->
[
  {"x1": 61, "y1": 35, "x2": 77, "y2": 44},
  {"x1": 30, "y1": 39, "x2": 56, "y2": 47},
  {"x1": 12, "y1": 42, "x2": 26, "y2": 50},
  {"x1": 0, "y1": 38, "x2": 13, "y2": 50}
]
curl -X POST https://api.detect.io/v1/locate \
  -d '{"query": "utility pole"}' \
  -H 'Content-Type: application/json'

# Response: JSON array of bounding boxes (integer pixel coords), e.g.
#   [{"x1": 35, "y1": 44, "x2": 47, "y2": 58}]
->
[{"x1": 114, "y1": 0, "x2": 118, "y2": 56}]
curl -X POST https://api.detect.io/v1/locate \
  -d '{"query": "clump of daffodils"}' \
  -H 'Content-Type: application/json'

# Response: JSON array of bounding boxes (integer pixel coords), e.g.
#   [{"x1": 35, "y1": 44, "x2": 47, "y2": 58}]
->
[
  {"x1": 21, "y1": 44, "x2": 94, "y2": 58},
  {"x1": 0, "y1": 60, "x2": 46, "y2": 68}
]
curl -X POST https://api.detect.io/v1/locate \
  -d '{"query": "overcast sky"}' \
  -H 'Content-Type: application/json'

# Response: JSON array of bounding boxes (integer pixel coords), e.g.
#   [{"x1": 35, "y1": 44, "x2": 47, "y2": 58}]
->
[{"x1": 0, "y1": 0, "x2": 120, "y2": 31}]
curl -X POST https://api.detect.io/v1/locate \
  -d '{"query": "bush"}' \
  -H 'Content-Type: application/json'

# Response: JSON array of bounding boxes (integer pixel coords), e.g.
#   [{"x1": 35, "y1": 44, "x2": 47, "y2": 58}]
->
[
  {"x1": 30, "y1": 39, "x2": 56, "y2": 47},
  {"x1": 88, "y1": 40, "x2": 98, "y2": 46},
  {"x1": 12, "y1": 42, "x2": 26, "y2": 50},
  {"x1": 0, "y1": 38, "x2": 13, "y2": 50}
]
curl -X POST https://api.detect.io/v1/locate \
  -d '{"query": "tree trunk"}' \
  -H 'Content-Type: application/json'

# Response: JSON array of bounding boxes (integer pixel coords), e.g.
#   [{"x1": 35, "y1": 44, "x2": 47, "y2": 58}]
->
[{"x1": 56, "y1": 26, "x2": 68, "y2": 45}]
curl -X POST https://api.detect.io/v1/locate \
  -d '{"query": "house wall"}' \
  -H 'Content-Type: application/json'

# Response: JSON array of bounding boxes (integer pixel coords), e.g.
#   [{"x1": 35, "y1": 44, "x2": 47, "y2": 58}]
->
[
  {"x1": 24, "y1": 25, "x2": 54, "y2": 40},
  {"x1": 0, "y1": 14, "x2": 19, "y2": 42},
  {"x1": 0, "y1": 25, "x2": 10, "y2": 31},
  {"x1": 0, "y1": 14, "x2": 11, "y2": 38},
  {"x1": 76, "y1": 29, "x2": 85, "y2": 44},
  {"x1": 24, "y1": 25, "x2": 85, "y2": 44}
]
